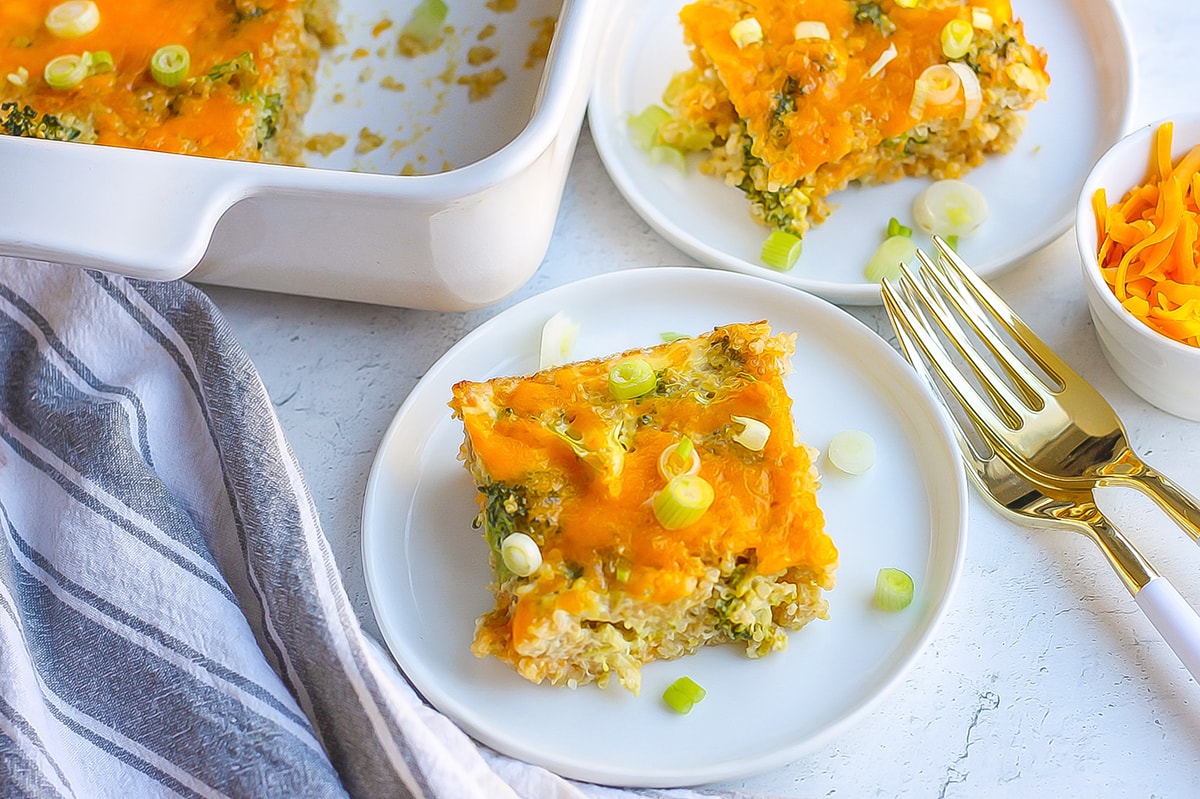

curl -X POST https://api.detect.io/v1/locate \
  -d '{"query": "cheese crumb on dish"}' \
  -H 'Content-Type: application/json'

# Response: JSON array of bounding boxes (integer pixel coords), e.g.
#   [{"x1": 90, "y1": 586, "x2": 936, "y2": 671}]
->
[
  {"x1": 657, "y1": 0, "x2": 1050, "y2": 240},
  {"x1": 448, "y1": 321, "x2": 838, "y2": 694}
]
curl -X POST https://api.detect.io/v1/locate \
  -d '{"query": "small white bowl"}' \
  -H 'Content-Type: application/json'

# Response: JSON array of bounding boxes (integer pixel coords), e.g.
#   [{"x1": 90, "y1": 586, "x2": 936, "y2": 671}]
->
[{"x1": 1076, "y1": 115, "x2": 1200, "y2": 421}]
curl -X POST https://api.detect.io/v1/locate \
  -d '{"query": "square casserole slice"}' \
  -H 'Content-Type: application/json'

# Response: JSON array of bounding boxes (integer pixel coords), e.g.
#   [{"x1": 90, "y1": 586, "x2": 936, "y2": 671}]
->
[
  {"x1": 664, "y1": 0, "x2": 1050, "y2": 237},
  {"x1": 449, "y1": 321, "x2": 838, "y2": 693}
]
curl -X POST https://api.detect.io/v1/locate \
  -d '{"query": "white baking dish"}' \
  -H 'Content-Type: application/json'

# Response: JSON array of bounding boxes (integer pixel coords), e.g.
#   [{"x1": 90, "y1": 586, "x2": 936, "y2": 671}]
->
[{"x1": 0, "y1": 0, "x2": 600, "y2": 311}]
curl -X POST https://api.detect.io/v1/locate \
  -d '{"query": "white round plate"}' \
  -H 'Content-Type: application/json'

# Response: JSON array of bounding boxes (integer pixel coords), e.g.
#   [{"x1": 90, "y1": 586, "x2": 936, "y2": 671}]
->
[
  {"x1": 588, "y1": 0, "x2": 1135, "y2": 305},
  {"x1": 362, "y1": 267, "x2": 968, "y2": 787}
]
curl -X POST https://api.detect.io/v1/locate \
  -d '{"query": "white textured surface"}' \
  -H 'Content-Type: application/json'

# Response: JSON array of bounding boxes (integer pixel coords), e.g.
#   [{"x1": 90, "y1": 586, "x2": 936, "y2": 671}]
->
[{"x1": 209, "y1": 2, "x2": 1200, "y2": 795}]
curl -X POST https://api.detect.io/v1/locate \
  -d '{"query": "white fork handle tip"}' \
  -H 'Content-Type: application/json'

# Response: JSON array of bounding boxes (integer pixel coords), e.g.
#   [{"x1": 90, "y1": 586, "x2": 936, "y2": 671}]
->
[{"x1": 1135, "y1": 576, "x2": 1200, "y2": 684}]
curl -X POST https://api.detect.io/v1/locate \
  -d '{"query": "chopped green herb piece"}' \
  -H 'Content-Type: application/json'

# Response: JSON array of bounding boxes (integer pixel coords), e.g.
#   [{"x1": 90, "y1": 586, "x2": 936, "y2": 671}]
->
[
  {"x1": 653, "y1": 474, "x2": 714, "y2": 530},
  {"x1": 608, "y1": 358, "x2": 657, "y2": 400},
  {"x1": 886, "y1": 217, "x2": 913, "y2": 238},
  {"x1": 875, "y1": 567, "x2": 915, "y2": 611},
  {"x1": 401, "y1": 0, "x2": 449, "y2": 46},
  {"x1": 761, "y1": 229, "x2": 802, "y2": 271},
  {"x1": 663, "y1": 676, "x2": 707, "y2": 714},
  {"x1": 649, "y1": 143, "x2": 686, "y2": 172},
  {"x1": 628, "y1": 104, "x2": 670, "y2": 151}
]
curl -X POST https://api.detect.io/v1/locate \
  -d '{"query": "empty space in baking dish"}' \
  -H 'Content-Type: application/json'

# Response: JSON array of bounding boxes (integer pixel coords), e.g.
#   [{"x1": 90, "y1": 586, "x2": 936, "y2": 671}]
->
[{"x1": 302, "y1": 0, "x2": 564, "y2": 175}]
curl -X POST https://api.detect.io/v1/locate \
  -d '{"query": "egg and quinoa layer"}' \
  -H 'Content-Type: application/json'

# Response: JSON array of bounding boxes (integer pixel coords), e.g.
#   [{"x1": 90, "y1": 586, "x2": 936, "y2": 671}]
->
[
  {"x1": 0, "y1": 0, "x2": 340, "y2": 163},
  {"x1": 449, "y1": 321, "x2": 837, "y2": 694},
  {"x1": 659, "y1": 0, "x2": 1050, "y2": 238}
]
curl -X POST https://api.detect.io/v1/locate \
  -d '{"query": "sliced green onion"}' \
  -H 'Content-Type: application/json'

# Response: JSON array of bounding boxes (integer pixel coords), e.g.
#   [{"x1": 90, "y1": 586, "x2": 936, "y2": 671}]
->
[
  {"x1": 944, "y1": 234, "x2": 959, "y2": 250},
  {"x1": 608, "y1": 357, "x2": 656, "y2": 400},
  {"x1": 865, "y1": 43, "x2": 897, "y2": 79},
  {"x1": 401, "y1": 0, "x2": 449, "y2": 46},
  {"x1": 972, "y1": 7, "x2": 994, "y2": 30},
  {"x1": 653, "y1": 474, "x2": 714, "y2": 530},
  {"x1": 864, "y1": 235, "x2": 918, "y2": 283},
  {"x1": 658, "y1": 437, "x2": 701, "y2": 481},
  {"x1": 43, "y1": 54, "x2": 88, "y2": 90},
  {"x1": 912, "y1": 178, "x2": 988, "y2": 238},
  {"x1": 661, "y1": 71, "x2": 692, "y2": 106},
  {"x1": 615, "y1": 560, "x2": 631, "y2": 583},
  {"x1": 649, "y1": 144, "x2": 686, "y2": 173},
  {"x1": 875, "y1": 567, "x2": 915, "y2": 611},
  {"x1": 761, "y1": 229, "x2": 802, "y2": 271},
  {"x1": 793, "y1": 21, "x2": 830, "y2": 40},
  {"x1": 886, "y1": 217, "x2": 912, "y2": 238},
  {"x1": 88, "y1": 49, "x2": 113, "y2": 74},
  {"x1": 666, "y1": 119, "x2": 716, "y2": 152},
  {"x1": 659, "y1": 331, "x2": 689, "y2": 342},
  {"x1": 940, "y1": 18, "x2": 974, "y2": 59},
  {"x1": 730, "y1": 17, "x2": 763, "y2": 48},
  {"x1": 501, "y1": 533, "x2": 542, "y2": 577},
  {"x1": 730, "y1": 415, "x2": 770, "y2": 451},
  {"x1": 45, "y1": 1, "x2": 100, "y2": 39},
  {"x1": 150, "y1": 44, "x2": 190, "y2": 87},
  {"x1": 946, "y1": 61, "x2": 982, "y2": 123},
  {"x1": 627, "y1": 104, "x2": 670, "y2": 151},
  {"x1": 908, "y1": 63, "x2": 960, "y2": 119},
  {"x1": 827, "y1": 428, "x2": 876, "y2": 475},
  {"x1": 538, "y1": 311, "x2": 579, "y2": 370},
  {"x1": 662, "y1": 676, "x2": 707, "y2": 714},
  {"x1": 918, "y1": 64, "x2": 960, "y2": 104}
]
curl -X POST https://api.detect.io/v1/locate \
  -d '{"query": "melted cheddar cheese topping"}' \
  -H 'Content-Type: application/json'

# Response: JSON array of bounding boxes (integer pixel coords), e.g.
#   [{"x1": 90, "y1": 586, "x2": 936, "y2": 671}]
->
[
  {"x1": 676, "y1": 0, "x2": 1043, "y2": 187},
  {"x1": 451, "y1": 322, "x2": 836, "y2": 664},
  {"x1": 0, "y1": 0, "x2": 330, "y2": 160}
]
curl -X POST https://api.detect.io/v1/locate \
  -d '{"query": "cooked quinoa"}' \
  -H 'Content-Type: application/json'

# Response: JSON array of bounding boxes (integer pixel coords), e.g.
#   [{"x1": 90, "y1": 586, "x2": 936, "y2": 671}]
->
[
  {"x1": 449, "y1": 322, "x2": 838, "y2": 694},
  {"x1": 659, "y1": 0, "x2": 1050, "y2": 238},
  {"x1": 0, "y1": 0, "x2": 341, "y2": 164}
]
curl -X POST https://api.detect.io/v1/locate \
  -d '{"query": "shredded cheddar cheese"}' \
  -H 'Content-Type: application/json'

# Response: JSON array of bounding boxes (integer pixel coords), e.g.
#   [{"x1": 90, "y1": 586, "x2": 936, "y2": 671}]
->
[{"x1": 1093, "y1": 121, "x2": 1200, "y2": 347}]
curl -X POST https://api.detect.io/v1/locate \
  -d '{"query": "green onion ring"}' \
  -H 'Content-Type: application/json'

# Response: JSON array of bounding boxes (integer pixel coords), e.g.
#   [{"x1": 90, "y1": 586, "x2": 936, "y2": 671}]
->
[
  {"x1": 150, "y1": 44, "x2": 190, "y2": 87},
  {"x1": 45, "y1": 1, "x2": 100, "y2": 39},
  {"x1": 608, "y1": 357, "x2": 657, "y2": 400},
  {"x1": 874, "y1": 567, "x2": 915, "y2": 611},
  {"x1": 652, "y1": 474, "x2": 714, "y2": 530},
  {"x1": 43, "y1": 54, "x2": 88, "y2": 90},
  {"x1": 663, "y1": 676, "x2": 707, "y2": 714}
]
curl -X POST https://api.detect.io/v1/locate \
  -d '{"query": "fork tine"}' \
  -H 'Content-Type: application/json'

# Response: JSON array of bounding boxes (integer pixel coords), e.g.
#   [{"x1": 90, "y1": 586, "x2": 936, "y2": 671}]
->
[
  {"x1": 906, "y1": 251, "x2": 1034, "y2": 430},
  {"x1": 883, "y1": 277, "x2": 1066, "y2": 519},
  {"x1": 928, "y1": 236, "x2": 1082, "y2": 388},
  {"x1": 915, "y1": 248, "x2": 1049, "y2": 414},
  {"x1": 881, "y1": 279, "x2": 986, "y2": 464},
  {"x1": 880, "y1": 270, "x2": 1014, "y2": 450}
]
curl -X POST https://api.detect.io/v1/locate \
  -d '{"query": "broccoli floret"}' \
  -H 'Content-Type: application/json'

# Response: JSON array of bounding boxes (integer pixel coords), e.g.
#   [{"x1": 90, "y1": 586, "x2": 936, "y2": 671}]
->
[
  {"x1": 0, "y1": 102, "x2": 83, "y2": 142},
  {"x1": 852, "y1": 2, "x2": 896, "y2": 35}
]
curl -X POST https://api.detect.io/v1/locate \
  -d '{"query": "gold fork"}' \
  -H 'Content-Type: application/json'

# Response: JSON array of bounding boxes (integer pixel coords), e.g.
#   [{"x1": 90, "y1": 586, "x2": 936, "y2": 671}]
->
[
  {"x1": 881, "y1": 237, "x2": 1200, "y2": 544},
  {"x1": 882, "y1": 266, "x2": 1200, "y2": 681}
]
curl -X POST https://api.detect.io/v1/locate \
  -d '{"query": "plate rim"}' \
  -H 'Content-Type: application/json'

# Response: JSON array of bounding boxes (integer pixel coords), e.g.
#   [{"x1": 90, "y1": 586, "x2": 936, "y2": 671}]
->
[
  {"x1": 587, "y1": 0, "x2": 1137, "y2": 306},
  {"x1": 361, "y1": 266, "x2": 970, "y2": 786}
]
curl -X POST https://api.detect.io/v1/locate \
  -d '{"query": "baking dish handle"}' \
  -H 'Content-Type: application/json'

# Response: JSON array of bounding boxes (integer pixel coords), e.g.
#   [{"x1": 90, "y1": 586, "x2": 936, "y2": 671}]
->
[{"x1": 0, "y1": 138, "x2": 247, "y2": 281}]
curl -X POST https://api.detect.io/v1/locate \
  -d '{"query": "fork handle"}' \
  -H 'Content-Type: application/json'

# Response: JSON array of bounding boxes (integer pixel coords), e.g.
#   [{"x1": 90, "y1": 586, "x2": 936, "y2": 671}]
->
[
  {"x1": 1135, "y1": 577, "x2": 1200, "y2": 683},
  {"x1": 1122, "y1": 469, "x2": 1200, "y2": 545}
]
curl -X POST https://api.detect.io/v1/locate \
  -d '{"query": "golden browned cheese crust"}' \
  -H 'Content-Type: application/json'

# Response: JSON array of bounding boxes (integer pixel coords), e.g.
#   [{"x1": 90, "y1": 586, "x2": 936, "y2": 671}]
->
[{"x1": 448, "y1": 322, "x2": 838, "y2": 693}]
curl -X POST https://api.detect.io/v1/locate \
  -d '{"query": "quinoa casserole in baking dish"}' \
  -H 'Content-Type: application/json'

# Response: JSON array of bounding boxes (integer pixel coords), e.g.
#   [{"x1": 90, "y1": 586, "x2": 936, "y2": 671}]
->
[
  {"x1": 449, "y1": 321, "x2": 838, "y2": 694},
  {"x1": 654, "y1": 0, "x2": 1050, "y2": 239},
  {"x1": 0, "y1": 0, "x2": 340, "y2": 163}
]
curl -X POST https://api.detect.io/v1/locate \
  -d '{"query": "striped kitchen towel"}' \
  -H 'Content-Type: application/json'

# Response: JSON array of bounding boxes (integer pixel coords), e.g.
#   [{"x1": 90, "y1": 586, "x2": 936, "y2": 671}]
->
[{"x1": 0, "y1": 258, "x2": 769, "y2": 799}]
